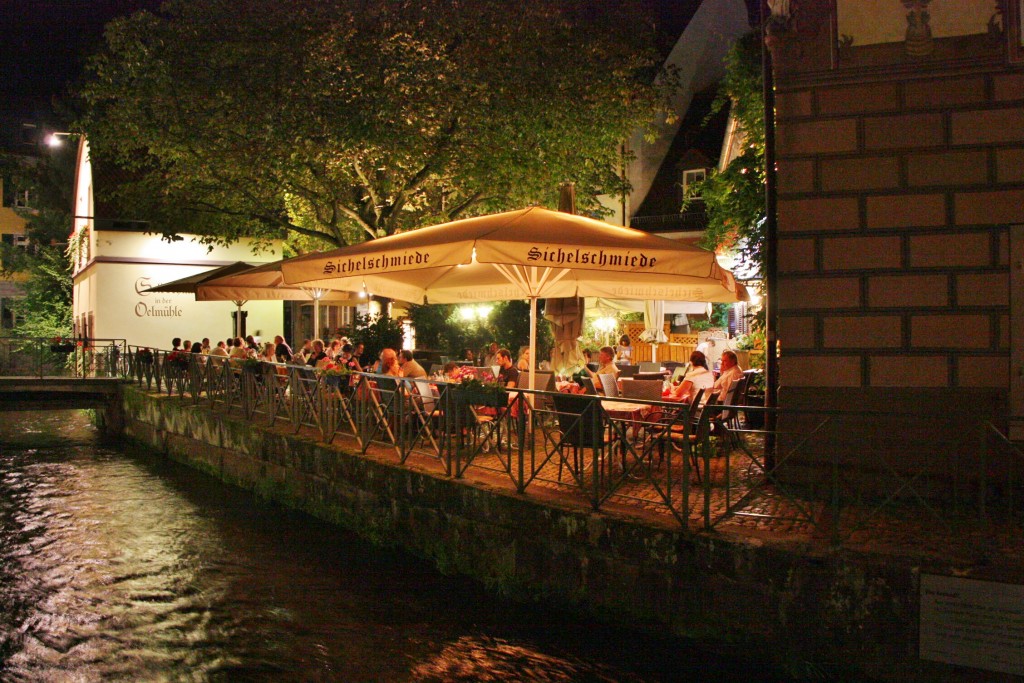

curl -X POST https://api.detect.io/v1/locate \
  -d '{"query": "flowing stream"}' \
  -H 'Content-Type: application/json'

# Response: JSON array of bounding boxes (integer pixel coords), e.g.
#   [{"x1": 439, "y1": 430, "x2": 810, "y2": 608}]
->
[{"x1": 0, "y1": 410, "x2": 783, "y2": 682}]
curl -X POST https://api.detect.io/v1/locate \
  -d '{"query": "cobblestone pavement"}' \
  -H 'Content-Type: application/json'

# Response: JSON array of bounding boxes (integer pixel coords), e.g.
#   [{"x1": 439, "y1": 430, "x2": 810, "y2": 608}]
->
[{"x1": 183, "y1": 394, "x2": 1024, "y2": 572}]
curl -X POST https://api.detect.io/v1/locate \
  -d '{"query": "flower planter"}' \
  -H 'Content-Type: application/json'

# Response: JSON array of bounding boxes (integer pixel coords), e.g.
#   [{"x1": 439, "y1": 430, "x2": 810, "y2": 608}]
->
[
  {"x1": 455, "y1": 387, "x2": 506, "y2": 408},
  {"x1": 50, "y1": 344, "x2": 75, "y2": 353}
]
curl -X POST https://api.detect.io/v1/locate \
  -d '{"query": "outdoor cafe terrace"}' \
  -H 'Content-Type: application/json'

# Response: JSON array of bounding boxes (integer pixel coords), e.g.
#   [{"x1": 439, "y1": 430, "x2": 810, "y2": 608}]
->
[
  {"x1": 116, "y1": 344, "x2": 1023, "y2": 568},
  {"x1": 2, "y1": 337, "x2": 1020, "y2": 572}
]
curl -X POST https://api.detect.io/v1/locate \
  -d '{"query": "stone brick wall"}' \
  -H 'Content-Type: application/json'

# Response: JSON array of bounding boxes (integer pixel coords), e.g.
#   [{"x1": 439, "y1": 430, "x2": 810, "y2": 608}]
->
[
  {"x1": 767, "y1": 4, "x2": 1022, "y2": 423},
  {"x1": 120, "y1": 387, "x2": 1009, "y2": 682}
]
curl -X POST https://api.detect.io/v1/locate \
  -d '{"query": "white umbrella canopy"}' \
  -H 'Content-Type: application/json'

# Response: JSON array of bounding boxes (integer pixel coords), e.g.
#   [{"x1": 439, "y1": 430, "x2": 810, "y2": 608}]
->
[
  {"x1": 281, "y1": 207, "x2": 747, "y2": 390},
  {"x1": 545, "y1": 297, "x2": 585, "y2": 372},
  {"x1": 146, "y1": 261, "x2": 260, "y2": 338},
  {"x1": 640, "y1": 300, "x2": 669, "y2": 362},
  {"x1": 195, "y1": 260, "x2": 360, "y2": 340}
]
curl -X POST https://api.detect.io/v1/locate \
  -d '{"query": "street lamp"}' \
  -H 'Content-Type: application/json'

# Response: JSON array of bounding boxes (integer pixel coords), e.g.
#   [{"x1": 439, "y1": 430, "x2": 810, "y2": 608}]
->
[{"x1": 45, "y1": 131, "x2": 74, "y2": 147}]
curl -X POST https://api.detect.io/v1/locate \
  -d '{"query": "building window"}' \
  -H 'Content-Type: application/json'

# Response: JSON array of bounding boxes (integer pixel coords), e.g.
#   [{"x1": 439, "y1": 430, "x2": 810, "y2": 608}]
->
[
  {"x1": 12, "y1": 189, "x2": 31, "y2": 209},
  {"x1": 682, "y1": 168, "x2": 708, "y2": 197},
  {"x1": 20, "y1": 123, "x2": 37, "y2": 146}
]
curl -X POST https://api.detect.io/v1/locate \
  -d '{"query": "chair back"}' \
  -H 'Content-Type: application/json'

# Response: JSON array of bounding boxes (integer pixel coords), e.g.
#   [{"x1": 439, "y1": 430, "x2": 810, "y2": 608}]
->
[
  {"x1": 428, "y1": 363, "x2": 442, "y2": 376},
  {"x1": 598, "y1": 373, "x2": 619, "y2": 397},
  {"x1": 717, "y1": 376, "x2": 747, "y2": 422},
  {"x1": 517, "y1": 371, "x2": 554, "y2": 391},
  {"x1": 581, "y1": 376, "x2": 598, "y2": 395},
  {"x1": 639, "y1": 361, "x2": 661, "y2": 373},
  {"x1": 618, "y1": 364, "x2": 640, "y2": 378},
  {"x1": 634, "y1": 372, "x2": 666, "y2": 381},
  {"x1": 620, "y1": 379, "x2": 662, "y2": 401},
  {"x1": 671, "y1": 363, "x2": 690, "y2": 382},
  {"x1": 551, "y1": 392, "x2": 604, "y2": 448},
  {"x1": 409, "y1": 378, "x2": 436, "y2": 415}
]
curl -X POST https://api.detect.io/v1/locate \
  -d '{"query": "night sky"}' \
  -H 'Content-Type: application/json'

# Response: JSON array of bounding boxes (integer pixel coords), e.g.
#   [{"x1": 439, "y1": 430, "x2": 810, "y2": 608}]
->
[
  {"x1": 0, "y1": 0, "x2": 718, "y2": 117},
  {"x1": 0, "y1": 0, "x2": 162, "y2": 116}
]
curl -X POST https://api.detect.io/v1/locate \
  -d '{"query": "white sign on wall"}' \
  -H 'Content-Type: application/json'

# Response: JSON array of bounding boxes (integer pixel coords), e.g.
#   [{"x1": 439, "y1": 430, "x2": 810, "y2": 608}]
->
[{"x1": 919, "y1": 574, "x2": 1024, "y2": 676}]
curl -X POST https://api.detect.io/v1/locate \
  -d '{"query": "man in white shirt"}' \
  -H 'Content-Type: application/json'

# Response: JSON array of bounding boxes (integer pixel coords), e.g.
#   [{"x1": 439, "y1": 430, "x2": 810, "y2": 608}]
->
[
  {"x1": 586, "y1": 346, "x2": 620, "y2": 383},
  {"x1": 712, "y1": 350, "x2": 744, "y2": 403}
]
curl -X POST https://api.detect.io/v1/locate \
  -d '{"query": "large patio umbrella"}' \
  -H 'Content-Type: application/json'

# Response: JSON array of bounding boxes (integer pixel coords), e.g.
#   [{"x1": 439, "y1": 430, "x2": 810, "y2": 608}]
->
[
  {"x1": 640, "y1": 300, "x2": 669, "y2": 362},
  {"x1": 146, "y1": 262, "x2": 259, "y2": 338},
  {"x1": 544, "y1": 296, "x2": 585, "y2": 373},
  {"x1": 281, "y1": 207, "x2": 747, "y2": 392},
  {"x1": 194, "y1": 260, "x2": 359, "y2": 339}
]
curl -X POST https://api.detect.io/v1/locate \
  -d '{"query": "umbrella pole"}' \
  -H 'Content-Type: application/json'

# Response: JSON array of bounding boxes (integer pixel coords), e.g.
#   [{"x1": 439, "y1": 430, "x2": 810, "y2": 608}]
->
[
  {"x1": 528, "y1": 296, "x2": 537, "y2": 405},
  {"x1": 314, "y1": 299, "x2": 320, "y2": 340},
  {"x1": 234, "y1": 300, "x2": 245, "y2": 338}
]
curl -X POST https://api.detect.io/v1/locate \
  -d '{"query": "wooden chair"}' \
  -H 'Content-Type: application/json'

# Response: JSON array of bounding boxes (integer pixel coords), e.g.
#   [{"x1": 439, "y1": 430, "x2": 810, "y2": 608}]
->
[
  {"x1": 598, "y1": 373, "x2": 619, "y2": 397},
  {"x1": 618, "y1": 364, "x2": 640, "y2": 378},
  {"x1": 620, "y1": 379, "x2": 662, "y2": 401},
  {"x1": 550, "y1": 392, "x2": 616, "y2": 482}
]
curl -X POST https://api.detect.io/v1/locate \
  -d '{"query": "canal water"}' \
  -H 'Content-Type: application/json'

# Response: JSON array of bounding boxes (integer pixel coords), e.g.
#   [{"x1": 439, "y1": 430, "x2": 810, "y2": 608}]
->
[{"x1": 0, "y1": 411, "x2": 787, "y2": 682}]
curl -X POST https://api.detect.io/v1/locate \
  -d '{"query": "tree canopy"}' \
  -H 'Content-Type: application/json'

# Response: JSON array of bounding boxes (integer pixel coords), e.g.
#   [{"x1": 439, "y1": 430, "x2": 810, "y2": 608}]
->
[
  {"x1": 80, "y1": 0, "x2": 675, "y2": 251},
  {"x1": 0, "y1": 151, "x2": 76, "y2": 339},
  {"x1": 691, "y1": 33, "x2": 765, "y2": 281}
]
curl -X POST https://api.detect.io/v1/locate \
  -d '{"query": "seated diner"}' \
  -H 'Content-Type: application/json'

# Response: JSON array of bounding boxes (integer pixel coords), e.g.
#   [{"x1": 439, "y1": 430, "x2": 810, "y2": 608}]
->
[{"x1": 664, "y1": 350, "x2": 714, "y2": 403}]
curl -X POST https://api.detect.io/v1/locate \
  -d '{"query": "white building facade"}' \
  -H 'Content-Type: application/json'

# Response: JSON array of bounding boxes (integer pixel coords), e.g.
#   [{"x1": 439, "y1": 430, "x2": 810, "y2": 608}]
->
[{"x1": 70, "y1": 137, "x2": 285, "y2": 350}]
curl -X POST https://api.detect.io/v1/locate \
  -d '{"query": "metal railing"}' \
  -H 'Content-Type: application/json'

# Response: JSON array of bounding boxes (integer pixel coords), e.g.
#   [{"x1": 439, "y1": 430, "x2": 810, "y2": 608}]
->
[
  {"x1": 0, "y1": 336, "x2": 127, "y2": 378},
  {"x1": 117, "y1": 348, "x2": 1024, "y2": 553}
]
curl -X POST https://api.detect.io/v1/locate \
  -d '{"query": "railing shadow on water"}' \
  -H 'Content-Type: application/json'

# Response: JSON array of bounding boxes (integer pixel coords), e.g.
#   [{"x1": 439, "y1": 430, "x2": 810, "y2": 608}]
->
[
  {"x1": 117, "y1": 347, "x2": 1024, "y2": 556},
  {"x1": 0, "y1": 336, "x2": 127, "y2": 379}
]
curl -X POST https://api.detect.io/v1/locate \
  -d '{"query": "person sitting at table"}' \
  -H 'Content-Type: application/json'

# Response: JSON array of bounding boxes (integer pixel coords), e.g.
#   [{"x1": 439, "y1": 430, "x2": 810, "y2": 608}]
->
[
  {"x1": 585, "y1": 346, "x2": 619, "y2": 386},
  {"x1": 462, "y1": 348, "x2": 475, "y2": 363},
  {"x1": 665, "y1": 350, "x2": 714, "y2": 403},
  {"x1": 516, "y1": 348, "x2": 531, "y2": 372},
  {"x1": 495, "y1": 348, "x2": 519, "y2": 388},
  {"x1": 379, "y1": 348, "x2": 402, "y2": 377},
  {"x1": 305, "y1": 339, "x2": 328, "y2": 367},
  {"x1": 483, "y1": 342, "x2": 500, "y2": 368},
  {"x1": 340, "y1": 344, "x2": 362, "y2": 372},
  {"x1": 711, "y1": 349, "x2": 744, "y2": 402},
  {"x1": 210, "y1": 340, "x2": 229, "y2": 358},
  {"x1": 398, "y1": 349, "x2": 427, "y2": 379}
]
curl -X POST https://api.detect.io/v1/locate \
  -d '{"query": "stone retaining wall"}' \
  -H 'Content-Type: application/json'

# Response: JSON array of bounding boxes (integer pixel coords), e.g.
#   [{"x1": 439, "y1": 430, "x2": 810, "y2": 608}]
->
[{"x1": 120, "y1": 386, "x2": 1005, "y2": 682}]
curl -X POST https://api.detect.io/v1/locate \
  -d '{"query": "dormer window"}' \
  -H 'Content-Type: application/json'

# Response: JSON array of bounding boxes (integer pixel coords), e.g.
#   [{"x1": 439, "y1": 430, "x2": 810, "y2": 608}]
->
[{"x1": 682, "y1": 168, "x2": 709, "y2": 197}]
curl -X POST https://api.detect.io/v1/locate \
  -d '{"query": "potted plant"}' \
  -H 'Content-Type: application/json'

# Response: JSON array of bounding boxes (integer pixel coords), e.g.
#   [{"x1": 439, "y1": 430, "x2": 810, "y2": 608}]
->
[
  {"x1": 317, "y1": 360, "x2": 351, "y2": 390},
  {"x1": 49, "y1": 336, "x2": 76, "y2": 353},
  {"x1": 449, "y1": 366, "x2": 506, "y2": 407},
  {"x1": 165, "y1": 350, "x2": 190, "y2": 372}
]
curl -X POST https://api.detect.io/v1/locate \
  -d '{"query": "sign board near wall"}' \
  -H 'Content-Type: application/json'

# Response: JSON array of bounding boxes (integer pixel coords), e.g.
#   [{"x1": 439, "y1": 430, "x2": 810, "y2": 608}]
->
[{"x1": 919, "y1": 573, "x2": 1024, "y2": 676}]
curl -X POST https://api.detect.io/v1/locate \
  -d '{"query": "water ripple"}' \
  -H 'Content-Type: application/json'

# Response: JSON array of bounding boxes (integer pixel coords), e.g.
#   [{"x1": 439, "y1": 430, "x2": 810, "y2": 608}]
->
[{"x1": 0, "y1": 411, "x2": 784, "y2": 682}]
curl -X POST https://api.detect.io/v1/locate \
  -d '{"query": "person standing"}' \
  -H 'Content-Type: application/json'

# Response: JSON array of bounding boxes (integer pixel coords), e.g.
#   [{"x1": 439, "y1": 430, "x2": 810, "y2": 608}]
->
[{"x1": 615, "y1": 334, "x2": 632, "y2": 363}]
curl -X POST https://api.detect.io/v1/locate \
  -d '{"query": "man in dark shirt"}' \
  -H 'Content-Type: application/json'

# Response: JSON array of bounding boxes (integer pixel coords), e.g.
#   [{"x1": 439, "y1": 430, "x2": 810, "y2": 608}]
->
[
  {"x1": 495, "y1": 348, "x2": 519, "y2": 388},
  {"x1": 274, "y1": 335, "x2": 293, "y2": 363}
]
